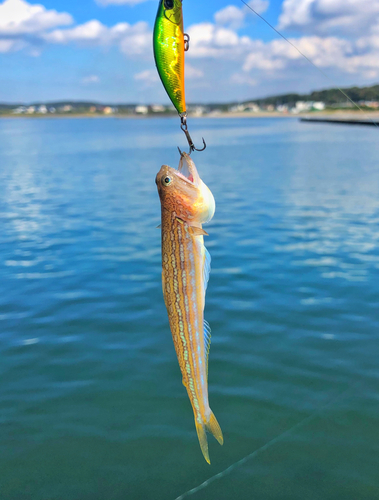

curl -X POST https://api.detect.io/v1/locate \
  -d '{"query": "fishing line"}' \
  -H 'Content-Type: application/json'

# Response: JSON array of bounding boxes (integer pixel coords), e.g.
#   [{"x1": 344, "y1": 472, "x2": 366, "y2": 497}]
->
[
  {"x1": 239, "y1": 0, "x2": 379, "y2": 129},
  {"x1": 173, "y1": 382, "x2": 358, "y2": 500}
]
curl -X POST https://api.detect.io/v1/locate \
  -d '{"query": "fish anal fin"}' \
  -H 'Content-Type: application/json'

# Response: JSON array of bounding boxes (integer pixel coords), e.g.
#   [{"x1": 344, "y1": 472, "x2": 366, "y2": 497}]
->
[
  {"x1": 156, "y1": 224, "x2": 161, "y2": 229},
  {"x1": 188, "y1": 226, "x2": 208, "y2": 237},
  {"x1": 204, "y1": 319, "x2": 211, "y2": 379},
  {"x1": 182, "y1": 377, "x2": 187, "y2": 388}
]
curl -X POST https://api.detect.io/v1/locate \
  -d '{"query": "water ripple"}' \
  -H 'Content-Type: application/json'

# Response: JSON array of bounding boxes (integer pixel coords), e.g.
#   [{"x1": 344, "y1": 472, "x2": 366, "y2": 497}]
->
[{"x1": 0, "y1": 117, "x2": 378, "y2": 500}]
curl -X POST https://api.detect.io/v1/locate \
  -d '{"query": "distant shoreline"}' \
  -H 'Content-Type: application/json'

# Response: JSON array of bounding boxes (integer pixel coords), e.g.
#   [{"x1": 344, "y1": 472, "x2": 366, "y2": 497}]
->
[{"x1": 1, "y1": 110, "x2": 379, "y2": 120}]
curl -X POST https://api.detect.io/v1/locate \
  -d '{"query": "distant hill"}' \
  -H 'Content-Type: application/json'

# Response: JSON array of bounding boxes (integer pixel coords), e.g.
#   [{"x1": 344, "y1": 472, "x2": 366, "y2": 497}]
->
[
  {"x1": 1, "y1": 84, "x2": 378, "y2": 114},
  {"x1": 245, "y1": 84, "x2": 379, "y2": 107}
]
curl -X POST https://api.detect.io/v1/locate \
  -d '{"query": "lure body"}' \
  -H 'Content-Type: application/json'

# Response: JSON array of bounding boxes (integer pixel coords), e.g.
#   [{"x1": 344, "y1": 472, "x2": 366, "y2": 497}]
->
[
  {"x1": 153, "y1": 0, "x2": 186, "y2": 115},
  {"x1": 156, "y1": 153, "x2": 223, "y2": 464}
]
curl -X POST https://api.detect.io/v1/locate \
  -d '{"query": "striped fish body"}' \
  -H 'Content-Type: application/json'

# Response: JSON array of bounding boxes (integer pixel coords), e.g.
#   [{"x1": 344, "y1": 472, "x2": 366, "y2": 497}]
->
[
  {"x1": 156, "y1": 153, "x2": 223, "y2": 464},
  {"x1": 161, "y1": 210, "x2": 209, "y2": 413}
]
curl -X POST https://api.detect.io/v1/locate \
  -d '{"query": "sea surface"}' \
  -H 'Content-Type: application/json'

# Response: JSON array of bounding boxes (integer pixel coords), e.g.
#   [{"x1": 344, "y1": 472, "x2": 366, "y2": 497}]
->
[{"x1": 0, "y1": 116, "x2": 378, "y2": 500}]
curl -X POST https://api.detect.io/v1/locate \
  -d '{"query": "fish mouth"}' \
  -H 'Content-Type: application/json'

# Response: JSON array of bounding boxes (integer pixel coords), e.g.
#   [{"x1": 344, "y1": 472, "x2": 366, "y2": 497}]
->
[
  {"x1": 176, "y1": 152, "x2": 200, "y2": 186},
  {"x1": 175, "y1": 170, "x2": 194, "y2": 183}
]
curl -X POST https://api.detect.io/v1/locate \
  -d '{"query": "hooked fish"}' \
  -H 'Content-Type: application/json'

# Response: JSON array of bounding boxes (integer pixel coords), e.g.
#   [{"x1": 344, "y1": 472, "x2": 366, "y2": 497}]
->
[{"x1": 156, "y1": 152, "x2": 223, "y2": 464}]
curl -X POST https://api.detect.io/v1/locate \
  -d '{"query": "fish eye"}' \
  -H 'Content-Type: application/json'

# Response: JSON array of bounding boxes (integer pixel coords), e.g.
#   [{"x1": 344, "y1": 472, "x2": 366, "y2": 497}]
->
[
  {"x1": 162, "y1": 176, "x2": 173, "y2": 186},
  {"x1": 164, "y1": 0, "x2": 174, "y2": 9}
]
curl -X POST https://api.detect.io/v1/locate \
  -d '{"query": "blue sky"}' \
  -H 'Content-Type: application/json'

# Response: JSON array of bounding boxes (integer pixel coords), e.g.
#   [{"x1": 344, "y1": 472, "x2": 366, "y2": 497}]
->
[{"x1": 1, "y1": 0, "x2": 379, "y2": 104}]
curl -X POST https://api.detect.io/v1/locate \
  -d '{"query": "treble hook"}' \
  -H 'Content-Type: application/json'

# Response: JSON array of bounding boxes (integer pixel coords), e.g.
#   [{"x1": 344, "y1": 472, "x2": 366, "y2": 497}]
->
[{"x1": 180, "y1": 114, "x2": 206, "y2": 155}]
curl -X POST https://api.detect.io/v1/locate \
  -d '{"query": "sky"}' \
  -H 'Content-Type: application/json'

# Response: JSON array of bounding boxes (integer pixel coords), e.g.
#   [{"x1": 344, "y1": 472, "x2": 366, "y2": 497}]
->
[{"x1": 1, "y1": 0, "x2": 379, "y2": 104}]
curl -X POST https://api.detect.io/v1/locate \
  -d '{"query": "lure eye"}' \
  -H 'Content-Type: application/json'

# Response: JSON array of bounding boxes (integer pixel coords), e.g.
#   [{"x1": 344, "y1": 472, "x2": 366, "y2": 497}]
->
[
  {"x1": 162, "y1": 176, "x2": 173, "y2": 186},
  {"x1": 164, "y1": 0, "x2": 174, "y2": 9}
]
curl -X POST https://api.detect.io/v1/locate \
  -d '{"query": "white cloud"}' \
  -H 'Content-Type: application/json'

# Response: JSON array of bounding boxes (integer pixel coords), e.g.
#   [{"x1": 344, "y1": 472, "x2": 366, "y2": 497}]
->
[
  {"x1": 279, "y1": 0, "x2": 379, "y2": 36},
  {"x1": 0, "y1": 39, "x2": 23, "y2": 53},
  {"x1": 215, "y1": 0, "x2": 269, "y2": 29},
  {"x1": 1, "y1": 0, "x2": 379, "y2": 98},
  {"x1": 82, "y1": 75, "x2": 100, "y2": 84},
  {"x1": 134, "y1": 69, "x2": 158, "y2": 84},
  {"x1": 96, "y1": 0, "x2": 149, "y2": 5},
  {"x1": 231, "y1": 73, "x2": 257, "y2": 85},
  {"x1": 0, "y1": 0, "x2": 72, "y2": 53},
  {"x1": 215, "y1": 6, "x2": 245, "y2": 30},
  {"x1": 0, "y1": 0, "x2": 72, "y2": 36},
  {"x1": 186, "y1": 64, "x2": 204, "y2": 79},
  {"x1": 45, "y1": 20, "x2": 107, "y2": 44},
  {"x1": 247, "y1": 0, "x2": 270, "y2": 14},
  {"x1": 118, "y1": 22, "x2": 151, "y2": 56},
  {"x1": 243, "y1": 36, "x2": 353, "y2": 72},
  {"x1": 187, "y1": 22, "x2": 253, "y2": 58},
  {"x1": 0, "y1": 0, "x2": 151, "y2": 56},
  {"x1": 187, "y1": 14, "x2": 379, "y2": 81},
  {"x1": 241, "y1": 34, "x2": 379, "y2": 79},
  {"x1": 45, "y1": 19, "x2": 151, "y2": 55}
]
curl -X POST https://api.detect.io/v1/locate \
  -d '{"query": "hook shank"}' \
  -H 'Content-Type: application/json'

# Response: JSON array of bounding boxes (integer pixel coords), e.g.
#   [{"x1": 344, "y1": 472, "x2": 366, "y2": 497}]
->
[{"x1": 180, "y1": 114, "x2": 206, "y2": 154}]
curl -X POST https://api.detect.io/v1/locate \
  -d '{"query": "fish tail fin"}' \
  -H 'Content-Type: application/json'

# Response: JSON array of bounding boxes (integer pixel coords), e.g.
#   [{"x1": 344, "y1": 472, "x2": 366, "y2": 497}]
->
[
  {"x1": 207, "y1": 411, "x2": 224, "y2": 446},
  {"x1": 195, "y1": 421, "x2": 210, "y2": 464},
  {"x1": 195, "y1": 411, "x2": 224, "y2": 465}
]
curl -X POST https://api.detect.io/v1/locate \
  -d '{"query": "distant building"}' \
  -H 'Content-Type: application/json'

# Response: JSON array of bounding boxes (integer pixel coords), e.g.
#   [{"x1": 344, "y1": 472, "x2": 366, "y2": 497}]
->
[
  {"x1": 12, "y1": 106, "x2": 26, "y2": 114},
  {"x1": 151, "y1": 104, "x2": 166, "y2": 113},
  {"x1": 245, "y1": 102, "x2": 260, "y2": 112},
  {"x1": 362, "y1": 100, "x2": 379, "y2": 109},
  {"x1": 89, "y1": 106, "x2": 97, "y2": 113},
  {"x1": 276, "y1": 104, "x2": 289, "y2": 113},
  {"x1": 312, "y1": 102, "x2": 325, "y2": 111},
  {"x1": 192, "y1": 106, "x2": 205, "y2": 117},
  {"x1": 38, "y1": 105, "x2": 47, "y2": 114},
  {"x1": 59, "y1": 105, "x2": 73, "y2": 113},
  {"x1": 49, "y1": 107, "x2": 56, "y2": 114},
  {"x1": 208, "y1": 109, "x2": 221, "y2": 116},
  {"x1": 229, "y1": 104, "x2": 245, "y2": 113},
  {"x1": 103, "y1": 106, "x2": 114, "y2": 115},
  {"x1": 26, "y1": 106, "x2": 36, "y2": 114},
  {"x1": 135, "y1": 105, "x2": 148, "y2": 115},
  {"x1": 293, "y1": 101, "x2": 313, "y2": 113}
]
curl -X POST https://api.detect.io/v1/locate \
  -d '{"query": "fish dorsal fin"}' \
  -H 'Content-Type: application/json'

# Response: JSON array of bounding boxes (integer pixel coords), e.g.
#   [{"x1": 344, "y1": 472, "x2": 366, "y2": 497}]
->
[{"x1": 204, "y1": 319, "x2": 211, "y2": 379}]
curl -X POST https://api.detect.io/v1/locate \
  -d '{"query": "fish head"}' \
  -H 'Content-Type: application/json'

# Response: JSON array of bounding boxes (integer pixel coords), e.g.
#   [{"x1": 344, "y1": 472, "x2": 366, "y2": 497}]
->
[{"x1": 156, "y1": 152, "x2": 215, "y2": 224}]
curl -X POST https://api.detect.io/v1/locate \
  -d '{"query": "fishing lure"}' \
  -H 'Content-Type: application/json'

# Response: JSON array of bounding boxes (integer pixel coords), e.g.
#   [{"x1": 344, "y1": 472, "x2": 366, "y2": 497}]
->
[{"x1": 153, "y1": 0, "x2": 206, "y2": 153}]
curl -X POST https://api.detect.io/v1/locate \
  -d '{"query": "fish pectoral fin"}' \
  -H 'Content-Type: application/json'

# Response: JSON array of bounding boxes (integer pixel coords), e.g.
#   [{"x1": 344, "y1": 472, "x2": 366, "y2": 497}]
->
[
  {"x1": 182, "y1": 378, "x2": 187, "y2": 388},
  {"x1": 188, "y1": 226, "x2": 209, "y2": 237},
  {"x1": 156, "y1": 224, "x2": 161, "y2": 228}
]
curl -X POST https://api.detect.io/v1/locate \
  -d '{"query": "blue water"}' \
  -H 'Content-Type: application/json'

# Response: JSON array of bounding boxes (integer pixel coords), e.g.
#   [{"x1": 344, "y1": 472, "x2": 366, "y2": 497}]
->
[{"x1": 0, "y1": 117, "x2": 378, "y2": 500}]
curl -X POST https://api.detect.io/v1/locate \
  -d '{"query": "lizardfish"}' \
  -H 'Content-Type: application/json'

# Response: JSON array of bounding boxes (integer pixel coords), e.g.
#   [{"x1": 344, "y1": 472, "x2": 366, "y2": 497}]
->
[{"x1": 156, "y1": 152, "x2": 223, "y2": 464}]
